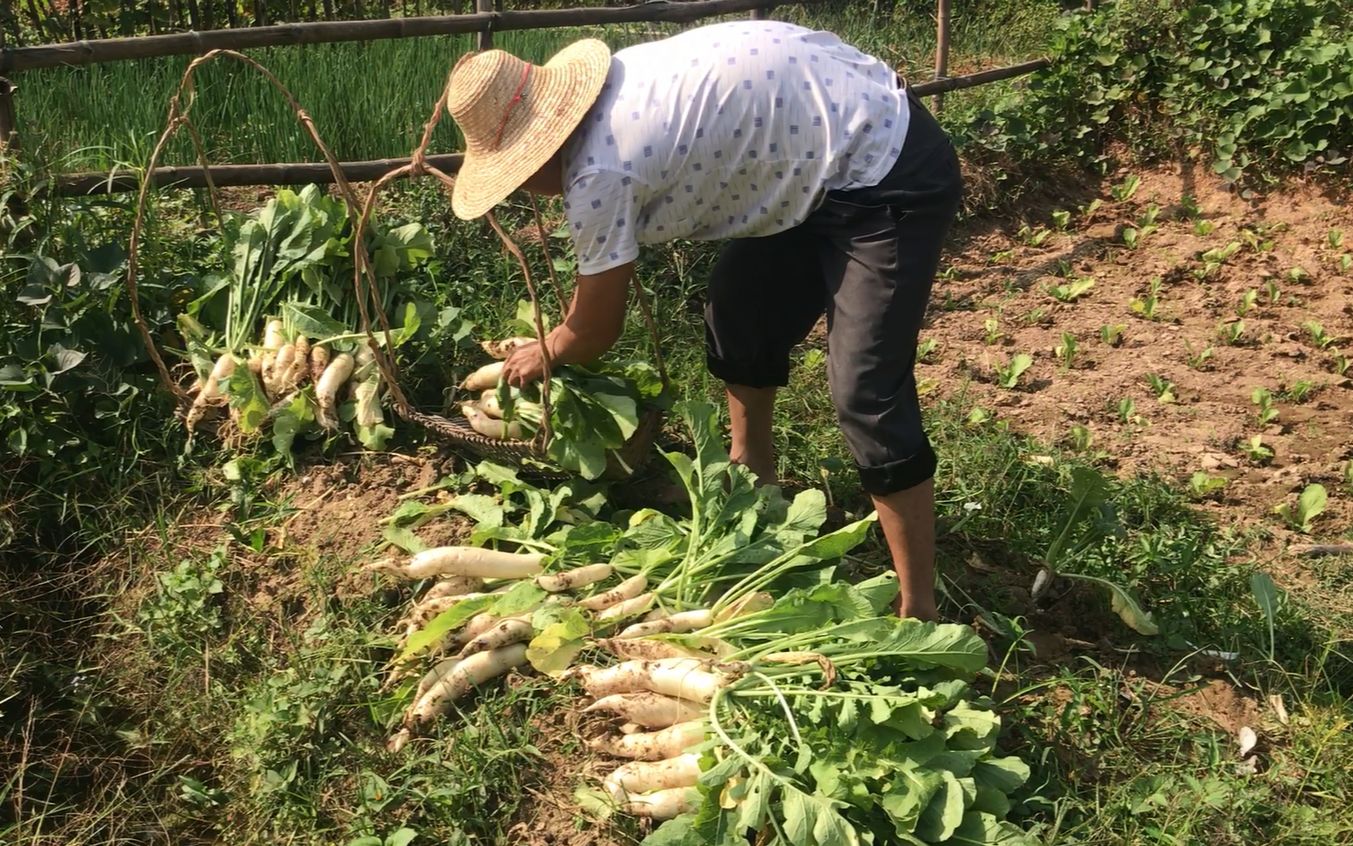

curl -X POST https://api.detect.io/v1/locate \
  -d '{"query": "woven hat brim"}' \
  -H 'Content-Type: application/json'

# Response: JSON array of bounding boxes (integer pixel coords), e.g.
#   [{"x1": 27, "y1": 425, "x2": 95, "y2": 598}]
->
[{"x1": 452, "y1": 39, "x2": 611, "y2": 220}]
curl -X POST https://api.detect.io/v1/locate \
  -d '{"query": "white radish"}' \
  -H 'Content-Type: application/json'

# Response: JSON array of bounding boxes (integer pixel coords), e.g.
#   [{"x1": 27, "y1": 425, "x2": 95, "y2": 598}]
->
[
  {"x1": 625, "y1": 787, "x2": 699, "y2": 820},
  {"x1": 603, "y1": 754, "x2": 702, "y2": 803},
  {"x1": 589, "y1": 720, "x2": 706, "y2": 760},
  {"x1": 597, "y1": 638, "x2": 702, "y2": 662},
  {"x1": 415, "y1": 656, "x2": 460, "y2": 699},
  {"x1": 355, "y1": 342, "x2": 375, "y2": 368},
  {"x1": 421, "y1": 576, "x2": 484, "y2": 602},
  {"x1": 262, "y1": 319, "x2": 285, "y2": 350},
  {"x1": 584, "y1": 692, "x2": 706, "y2": 729},
  {"x1": 479, "y1": 390, "x2": 504, "y2": 419},
  {"x1": 354, "y1": 361, "x2": 384, "y2": 427},
  {"x1": 404, "y1": 643, "x2": 528, "y2": 729},
  {"x1": 714, "y1": 591, "x2": 774, "y2": 622},
  {"x1": 579, "y1": 574, "x2": 648, "y2": 611},
  {"x1": 315, "y1": 352, "x2": 354, "y2": 429},
  {"x1": 290, "y1": 336, "x2": 311, "y2": 387},
  {"x1": 398, "y1": 592, "x2": 497, "y2": 640},
  {"x1": 642, "y1": 608, "x2": 672, "y2": 623},
  {"x1": 536, "y1": 563, "x2": 614, "y2": 593},
  {"x1": 481, "y1": 336, "x2": 535, "y2": 359},
  {"x1": 596, "y1": 592, "x2": 655, "y2": 623},
  {"x1": 619, "y1": 722, "x2": 643, "y2": 734},
  {"x1": 458, "y1": 617, "x2": 534, "y2": 657},
  {"x1": 309, "y1": 343, "x2": 330, "y2": 386},
  {"x1": 258, "y1": 319, "x2": 284, "y2": 392},
  {"x1": 462, "y1": 361, "x2": 505, "y2": 392},
  {"x1": 573, "y1": 658, "x2": 726, "y2": 702},
  {"x1": 618, "y1": 609, "x2": 713, "y2": 639},
  {"x1": 374, "y1": 546, "x2": 546, "y2": 580},
  {"x1": 463, "y1": 402, "x2": 522, "y2": 439},
  {"x1": 268, "y1": 342, "x2": 296, "y2": 397},
  {"x1": 185, "y1": 353, "x2": 237, "y2": 432},
  {"x1": 440, "y1": 611, "x2": 503, "y2": 652}
]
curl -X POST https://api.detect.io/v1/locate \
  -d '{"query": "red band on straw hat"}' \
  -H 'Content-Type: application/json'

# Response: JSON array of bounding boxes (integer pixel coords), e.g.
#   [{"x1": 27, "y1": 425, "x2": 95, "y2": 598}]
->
[{"x1": 492, "y1": 63, "x2": 533, "y2": 150}]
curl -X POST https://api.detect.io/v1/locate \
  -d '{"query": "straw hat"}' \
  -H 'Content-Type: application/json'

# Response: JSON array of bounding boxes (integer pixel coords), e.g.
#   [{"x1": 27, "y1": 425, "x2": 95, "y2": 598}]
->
[{"x1": 447, "y1": 39, "x2": 612, "y2": 220}]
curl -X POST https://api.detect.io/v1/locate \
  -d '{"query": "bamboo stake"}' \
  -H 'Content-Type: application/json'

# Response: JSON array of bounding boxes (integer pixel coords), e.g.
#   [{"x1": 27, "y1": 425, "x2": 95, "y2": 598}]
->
[{"x1": 933, "y1": 0, "x2": 950, "y2": 113}]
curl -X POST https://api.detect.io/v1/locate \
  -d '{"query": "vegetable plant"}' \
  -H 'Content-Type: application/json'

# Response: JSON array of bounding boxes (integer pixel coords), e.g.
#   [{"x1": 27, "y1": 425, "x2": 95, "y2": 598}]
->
[
  {"x1": 1274, "y1": 484, "x2": 1328, "y2": 534},
  {"x1": 1067, "y1": 423, "x2": 1093, "y2": 454},
  {"x1": 1217, "y1": 320, "x2": 1246, "y2": 346},
  {"x1": 994, "y1": 353, "x2": 1034, "y2": 389},
  {"x1": 1241, "y1": 435, "x2": 1274, "y2": 465},
  {"x1": 1195, "y1": 241, "x2": 1241, "y2": 279},
  {"x1": 1110, "y1": 174, "x2": 1141, "y2": 202},
  {"x1": 1193, "y1": 219, "x2": 1216, "y2": 236},
  {"x1": 916, "y1": 338, "x2": 939, "y2": 364},
  {"x1": 1188, "y1": 472, "x2": 1227, "y2": 500},
  {"x1": 1100, "y1": 323, "x2": 1126, "y2": 347},
  {"x1": 1117, "y1": 397, "x2": 1139, "y2": 425},
  {"x1": 983, "y1": 317, "x2": 1003, "y2": 346},
  {"x1": 1048, "y1": 277, "x2": 1095, "y2": 303},
  {"x1": 1278, "y1": 381, "x2": 1317, "y2": 404},
  {"x1": 1055, "y1": 332, "x2": 1078, "y2": 369},
  {"x1": 1019, "y1": 224, "x2": 1053, "y2": 247},
  {"x1": 1029, "y1": 466, "x2": 1158, "y2": 635},
  {"x1": 1332, "y1": 353, "x2": 1351, "y2": 378},
  {"x1": 1145, "y1": 373, "x2": 1176, "y2": 404},
  {"x1": 1184, "y1": 342, "x2": 1214, "y2": 371},
  {"x1": 1303, "y1": 321, "x2": 1337, "y2": 349},
  {"x1": 1251, "y1": 388, "x2": 1279, "y2": 426},
  {"x1": 1051, "y1": 209, "x2": 1072, "y2": 230},
  {"x1": 1130, "y1": 278, "x2": 1163, "y2": 321},
  {"x1": 1236, "y1": 289, "x2": 1259, "y2": 318}
]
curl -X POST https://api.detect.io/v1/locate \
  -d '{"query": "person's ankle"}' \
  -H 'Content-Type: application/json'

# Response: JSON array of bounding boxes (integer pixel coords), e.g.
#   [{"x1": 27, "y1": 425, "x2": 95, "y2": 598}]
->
[
  {"x1": 730, "y1": 451, "x2": 777, "y2": 486},
  {"x1": 895, "y1": 597, "x2": 940, "y2": 622}
]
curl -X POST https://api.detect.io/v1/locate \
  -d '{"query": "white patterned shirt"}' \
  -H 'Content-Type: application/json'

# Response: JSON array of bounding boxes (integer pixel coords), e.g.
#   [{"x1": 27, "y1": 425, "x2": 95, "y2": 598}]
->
[{"x1": 560, "y1": 20, "x2": 911, "y2": 275}]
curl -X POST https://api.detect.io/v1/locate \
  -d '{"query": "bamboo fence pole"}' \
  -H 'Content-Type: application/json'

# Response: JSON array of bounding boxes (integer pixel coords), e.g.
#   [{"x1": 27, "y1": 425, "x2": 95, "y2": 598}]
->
[
  {"x1": 1, "y1": 0, "x2": 788, "y2": 72},
  {"x1": 933, "y1": 0, "x2": 951, "y2": 113}
]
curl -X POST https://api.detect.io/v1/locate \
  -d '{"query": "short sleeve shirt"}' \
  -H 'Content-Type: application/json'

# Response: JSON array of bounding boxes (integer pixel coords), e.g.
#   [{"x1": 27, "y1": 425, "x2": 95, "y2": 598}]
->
[{"x1": 560, "y1": 20, "x2": 910, "y2": 275}]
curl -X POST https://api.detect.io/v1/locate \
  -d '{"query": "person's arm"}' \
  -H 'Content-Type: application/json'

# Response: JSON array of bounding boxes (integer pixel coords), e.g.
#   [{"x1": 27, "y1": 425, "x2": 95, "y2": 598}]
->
[{"x1": 502, "y1": 261, "x2": 634, "y2": 386}]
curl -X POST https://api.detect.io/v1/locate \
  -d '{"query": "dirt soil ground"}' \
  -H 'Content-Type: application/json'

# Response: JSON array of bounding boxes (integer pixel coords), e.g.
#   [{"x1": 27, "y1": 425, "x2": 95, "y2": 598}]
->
[{"x1": 921, "y1": 166, "x2": 1352, "y2": 556}]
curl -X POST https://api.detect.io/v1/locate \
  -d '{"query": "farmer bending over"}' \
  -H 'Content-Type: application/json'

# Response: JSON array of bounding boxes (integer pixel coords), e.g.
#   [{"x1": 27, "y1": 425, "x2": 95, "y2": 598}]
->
[{"x1": 444, "y1": 21, "x2": 963, "y2": 621}]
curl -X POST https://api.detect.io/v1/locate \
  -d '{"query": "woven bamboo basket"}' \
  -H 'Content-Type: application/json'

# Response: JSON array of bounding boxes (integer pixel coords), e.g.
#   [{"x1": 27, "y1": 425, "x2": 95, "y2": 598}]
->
[{"x1": 121, "y1": 53, "x2": 668, "y2": 481}]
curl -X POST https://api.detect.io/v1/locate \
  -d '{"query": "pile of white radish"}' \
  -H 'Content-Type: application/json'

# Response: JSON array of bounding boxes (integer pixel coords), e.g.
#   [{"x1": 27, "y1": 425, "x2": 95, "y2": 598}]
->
[
  {"x1": 185, "y1": 318, "x2": 384, "y2": 437},
  {"x1": 368, "y1": 540, "x2": 748, "y2": 779},
  {"x1": 457, "y1": 337, "x2": 536, "y2": 440},
  {"x1": 570, "y1": 658, "x2": 739, "y2": 820}
]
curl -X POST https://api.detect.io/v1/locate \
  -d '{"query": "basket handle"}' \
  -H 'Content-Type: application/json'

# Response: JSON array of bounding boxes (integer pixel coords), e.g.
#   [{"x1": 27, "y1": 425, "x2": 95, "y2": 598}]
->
[
  {"x1": 484, "y1": 210, "x2": 555, "y2": 450},
  {"x1": 127, "y1": 49, "x2": 366, "y2": 409}
]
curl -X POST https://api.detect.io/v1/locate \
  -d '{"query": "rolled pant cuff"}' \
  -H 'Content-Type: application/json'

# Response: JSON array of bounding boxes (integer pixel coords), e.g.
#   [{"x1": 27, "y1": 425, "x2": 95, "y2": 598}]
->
[
  {"x1": 857, "y1": 443, "x2": 938, "y2": 495},
  {"x1": 705, "y1": 353, "x2": 791, "y2": 389}
]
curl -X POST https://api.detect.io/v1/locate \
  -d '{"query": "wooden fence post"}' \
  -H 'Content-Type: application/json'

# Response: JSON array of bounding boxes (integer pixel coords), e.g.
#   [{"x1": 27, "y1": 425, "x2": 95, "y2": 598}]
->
[
  {"x1": 0, "y1": 22, "x2": 15, "y2": 152},
  {"x1": 932, "y1": 0, "x2": 950, "y2": 113},
  {"x1": 749, "y1": 1, "x2": 765, "y2": 19},
  {"x1": 476, "y1": 0, "x2": 493, "y2": 49},
  {"x1": 0, "y1": 77, "x2": 17, "y2": 151}
]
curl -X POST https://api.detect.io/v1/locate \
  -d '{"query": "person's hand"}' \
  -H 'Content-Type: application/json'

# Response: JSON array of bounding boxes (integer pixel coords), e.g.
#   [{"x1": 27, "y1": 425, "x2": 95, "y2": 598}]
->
[{"x1": 502, "y1": 342, "x2": 546, "y2": 387}]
